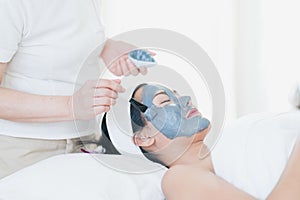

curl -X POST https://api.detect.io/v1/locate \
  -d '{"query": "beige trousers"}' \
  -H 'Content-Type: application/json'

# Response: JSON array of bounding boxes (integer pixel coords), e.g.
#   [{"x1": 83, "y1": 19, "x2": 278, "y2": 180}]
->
[{"x1": 0, "y1": 134, "x2": 101, "y2": 179}]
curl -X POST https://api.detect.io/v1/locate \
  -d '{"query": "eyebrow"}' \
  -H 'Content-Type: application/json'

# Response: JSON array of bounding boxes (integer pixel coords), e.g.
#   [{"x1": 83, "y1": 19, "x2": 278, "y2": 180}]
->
[{"x1": 153, "y1": 91, "x2": 167, "y2": 98}]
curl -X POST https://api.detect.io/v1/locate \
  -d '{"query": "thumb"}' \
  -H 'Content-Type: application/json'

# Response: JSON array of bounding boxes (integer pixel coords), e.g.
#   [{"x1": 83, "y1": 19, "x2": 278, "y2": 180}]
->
[{"x1": 112, "y1": 79, "x2": 121, "y2": 84}]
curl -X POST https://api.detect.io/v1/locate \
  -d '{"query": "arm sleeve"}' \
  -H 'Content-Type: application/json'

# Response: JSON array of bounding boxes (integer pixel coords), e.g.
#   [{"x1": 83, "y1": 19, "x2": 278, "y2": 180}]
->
[{"x1": 0, "y1": 0, "x2": 23, "y2": 63}]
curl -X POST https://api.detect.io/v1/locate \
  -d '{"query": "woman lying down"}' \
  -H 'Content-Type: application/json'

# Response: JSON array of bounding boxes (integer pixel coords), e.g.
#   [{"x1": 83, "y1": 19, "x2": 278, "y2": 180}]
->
[{"x1": 104, "y1": 82, "x2": 300, "y2": 200}]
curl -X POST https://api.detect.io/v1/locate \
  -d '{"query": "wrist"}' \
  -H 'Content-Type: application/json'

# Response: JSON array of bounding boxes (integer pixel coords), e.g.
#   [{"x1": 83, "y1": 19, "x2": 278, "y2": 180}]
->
[
  {"x1": 105, "y1": 39, "x2": 115, "y2": 47},
  {"x1": 65, "y1": 96, "x2": 75, "y2": 121},
  {"x1": 102, "y1": 39, "x2": 113, "y2": 54}
]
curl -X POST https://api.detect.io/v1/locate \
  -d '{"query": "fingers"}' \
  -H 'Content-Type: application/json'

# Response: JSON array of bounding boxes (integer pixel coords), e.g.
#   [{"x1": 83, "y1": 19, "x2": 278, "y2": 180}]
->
[
  {"x1": 109, "y1": 62, "x2": 123, "y2": 76},
  {"x1": 116, "y1": 56, "x2": 147, "y2": 76},
  {"x1": 119, "y1": 57, "x2": 130, "y2": 76},
  {"x1": 118, "y1": 56, "x2": 139, "y2": 76},
  {"x1": 93, "y1": 79, "x2": 125, "y2": 93},
  {"x1": 93, "y1": 106, "x2": 110, "y2": 116},
  {"x1": 139, "y1": 66, "x2": 148, "y2": 75},
  {"x1": 89, "y1": 79, "x2": 123, "y2": 109},
  {"x1": 73, "y1": 79, "x2": 126, "y2": 120},
  {"x1": 147, "y1": 50, "x2": 156, "y2": 56},
  {"x1": 93, "y1": 97, "x2": 116, "y2": 107},
  {"x1": 108, "y1": 51, "x2": 153, "y2": 76},
  {"x1": 125, "y1": 58, "x2": 139, "y2": 76},
  {"x1": 93, "y1": 88, "x2": 118, "y2": 99},
  {"x1": 112, "y1": 79, "x2": 121, "y2": 84},
  {"x1": 92, "y1": 90, "x2": 118, "y2": 115},
  {"x1": 90, "y1": 82, "x2": 121, "y2": 116}
]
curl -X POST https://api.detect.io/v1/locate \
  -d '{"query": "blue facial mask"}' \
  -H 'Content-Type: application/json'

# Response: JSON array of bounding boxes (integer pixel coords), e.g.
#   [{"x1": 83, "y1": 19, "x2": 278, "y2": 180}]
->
[
  {"x1": 128, "y1": 50, "x2": 157, "y2": 68},
  {"x1": 141, "y1": 84, "x2": 210, "y2": 139}
]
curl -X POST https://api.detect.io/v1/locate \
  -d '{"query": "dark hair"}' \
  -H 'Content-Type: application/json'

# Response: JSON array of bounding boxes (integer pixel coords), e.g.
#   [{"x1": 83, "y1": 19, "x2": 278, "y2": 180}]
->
[
  {"x1": 129, "y1": 83, "x2": 167, "y2": 166},
  {"x1": 100, "y1": 83, "x2": 167, "y2": 166},
  {"x1": 129, "y1": 83, "x2": 148, "y2": 133},
  {"x1": 99, "y1": 84, "x2": 147, "y2": 155},
  {"x1": 99, "y1": 113, "x2": 121, "y2": 155}
]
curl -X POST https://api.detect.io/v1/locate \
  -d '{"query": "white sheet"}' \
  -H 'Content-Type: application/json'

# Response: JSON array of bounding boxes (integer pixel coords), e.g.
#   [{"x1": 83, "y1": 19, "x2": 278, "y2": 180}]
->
[
  {"x1": 0, "y1": 154, "x2": 166, "y2": 200},
  {"x1": 212, "y1": 111, "x2": 300, "y2": 199}
]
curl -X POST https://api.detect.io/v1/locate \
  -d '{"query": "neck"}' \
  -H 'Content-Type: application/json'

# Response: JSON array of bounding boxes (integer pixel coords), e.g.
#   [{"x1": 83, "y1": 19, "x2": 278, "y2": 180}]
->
[{"x1": 162, "y1": 141, "x2": 215, "y2": 173}]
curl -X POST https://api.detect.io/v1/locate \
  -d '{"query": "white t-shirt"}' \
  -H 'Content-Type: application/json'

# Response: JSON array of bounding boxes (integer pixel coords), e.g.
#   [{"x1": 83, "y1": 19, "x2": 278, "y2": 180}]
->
[{"x1": 0, "y1": 0, "x2": 106, "y2": 139}]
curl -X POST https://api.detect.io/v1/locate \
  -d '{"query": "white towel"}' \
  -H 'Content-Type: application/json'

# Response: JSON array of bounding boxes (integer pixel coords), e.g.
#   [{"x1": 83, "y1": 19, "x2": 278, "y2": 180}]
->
[
  {"x1": 0, "y1": 154, "x2": 166, "y2": 200},
  {"x1": 211, "y1": 111, "x2": 300, "y2": 199}
]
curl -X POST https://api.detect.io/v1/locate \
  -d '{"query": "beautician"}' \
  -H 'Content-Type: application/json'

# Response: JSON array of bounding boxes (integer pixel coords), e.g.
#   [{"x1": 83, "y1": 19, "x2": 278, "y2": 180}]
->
[{"x1": 0, "y1": 0, "x2": 146, "y2": 178}]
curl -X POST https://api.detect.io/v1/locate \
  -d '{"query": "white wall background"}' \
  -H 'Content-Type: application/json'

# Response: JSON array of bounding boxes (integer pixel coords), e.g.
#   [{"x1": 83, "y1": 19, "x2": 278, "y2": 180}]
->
[
  {"x1": 235, "y1": 0, "x2": 300, "y2": 117},
  {"x1": 101, "y1": 0, "x2": 300, "y2": 122}
]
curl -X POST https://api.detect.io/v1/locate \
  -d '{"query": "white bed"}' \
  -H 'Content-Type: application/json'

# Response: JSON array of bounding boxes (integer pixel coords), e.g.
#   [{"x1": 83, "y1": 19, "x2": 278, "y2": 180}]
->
[{"x1": 0, "y1": 153, "x2": 166, "y2": 200}]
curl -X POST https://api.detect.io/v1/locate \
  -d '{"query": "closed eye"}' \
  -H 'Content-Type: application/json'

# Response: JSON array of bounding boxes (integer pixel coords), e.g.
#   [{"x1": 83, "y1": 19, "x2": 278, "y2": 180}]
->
[{"x1": 161, "y1": 99, "x2": 171, "y2": 104}]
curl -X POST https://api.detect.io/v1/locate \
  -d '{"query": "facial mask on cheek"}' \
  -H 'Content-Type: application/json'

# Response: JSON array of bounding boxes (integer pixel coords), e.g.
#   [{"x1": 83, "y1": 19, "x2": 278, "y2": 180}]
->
[{"x1": 142, "y1": 85, "x2": 210, "y2": 139}]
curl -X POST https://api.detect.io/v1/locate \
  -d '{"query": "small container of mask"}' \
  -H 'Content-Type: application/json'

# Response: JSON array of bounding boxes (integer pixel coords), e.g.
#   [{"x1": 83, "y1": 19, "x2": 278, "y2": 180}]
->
[{"x1": 128, "y1": 49, "x2": 157, "y2": 68}]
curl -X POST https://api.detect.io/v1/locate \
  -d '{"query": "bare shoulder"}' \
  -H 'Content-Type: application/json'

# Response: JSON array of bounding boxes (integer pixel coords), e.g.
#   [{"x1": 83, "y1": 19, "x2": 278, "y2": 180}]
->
[
  {"x1": 162, "y1": 165, "x2": 212, "y2": 200},
  {"x1": 162, "y1": 165, "x2": 203, "y2": 183},
  {"x1": 162, "y1": 165, "x2": 255, "y2": 200}
]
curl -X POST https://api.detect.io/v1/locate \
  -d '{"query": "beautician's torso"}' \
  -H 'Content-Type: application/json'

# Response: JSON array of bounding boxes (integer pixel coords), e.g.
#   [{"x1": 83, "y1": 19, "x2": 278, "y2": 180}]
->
[{"x1": 0, "y1": 0, "x2": 105, "y2": 139}]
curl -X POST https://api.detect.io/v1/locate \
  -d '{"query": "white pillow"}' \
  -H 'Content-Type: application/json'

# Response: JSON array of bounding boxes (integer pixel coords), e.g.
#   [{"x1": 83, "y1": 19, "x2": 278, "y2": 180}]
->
[{"x1": 0, "y1": 154, "x2": 166, "y2": 200}]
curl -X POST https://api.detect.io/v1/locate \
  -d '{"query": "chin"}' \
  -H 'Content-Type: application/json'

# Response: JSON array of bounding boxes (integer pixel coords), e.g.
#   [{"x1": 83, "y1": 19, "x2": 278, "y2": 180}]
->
[{"x1": 192, "y1": 124, "x2": 211, "y2": 142}]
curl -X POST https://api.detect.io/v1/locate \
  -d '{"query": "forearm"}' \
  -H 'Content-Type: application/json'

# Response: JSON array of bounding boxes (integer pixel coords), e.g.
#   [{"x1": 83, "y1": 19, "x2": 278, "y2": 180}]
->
[
  {"x1": 267, "y1": 140, "x2": 300, "y2": 200},
  {"x1": 0, "y1": 62, "x2": 7, "y2": 84},
  {"x1": 0, "y1": 87, "x2": 73, "y2": 122}
]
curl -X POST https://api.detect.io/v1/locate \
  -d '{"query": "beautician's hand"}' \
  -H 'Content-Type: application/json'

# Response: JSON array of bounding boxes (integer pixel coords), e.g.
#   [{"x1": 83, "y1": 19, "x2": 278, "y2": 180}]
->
[
  {"x1": 71, "y1": 79, "x2": 125, "y2": 120},
  {"x1": 101, "y1": 39, "x2": 153, "y2": 76}
]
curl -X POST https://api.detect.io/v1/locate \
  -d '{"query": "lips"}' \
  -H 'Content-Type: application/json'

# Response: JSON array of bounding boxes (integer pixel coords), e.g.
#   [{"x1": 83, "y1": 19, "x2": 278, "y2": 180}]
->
[{"x1": 187, "y1": 108, "x2": 200, "y2": 118}]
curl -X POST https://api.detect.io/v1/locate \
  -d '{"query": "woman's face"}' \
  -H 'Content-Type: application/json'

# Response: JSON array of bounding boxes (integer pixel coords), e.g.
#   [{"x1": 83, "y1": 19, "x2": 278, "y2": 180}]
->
[
  {"x1": 135, "y1": 84, "x2": 210, "y2": 139},
  {"x1": 132, "y1": 84, "x2": 211, "y2": 154}
]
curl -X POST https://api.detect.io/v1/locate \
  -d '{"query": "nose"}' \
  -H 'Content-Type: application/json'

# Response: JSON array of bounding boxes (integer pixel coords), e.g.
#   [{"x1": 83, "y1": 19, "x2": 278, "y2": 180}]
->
[{"x1": 179, "y1": 96, "x2": 191, "y2": 107}]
